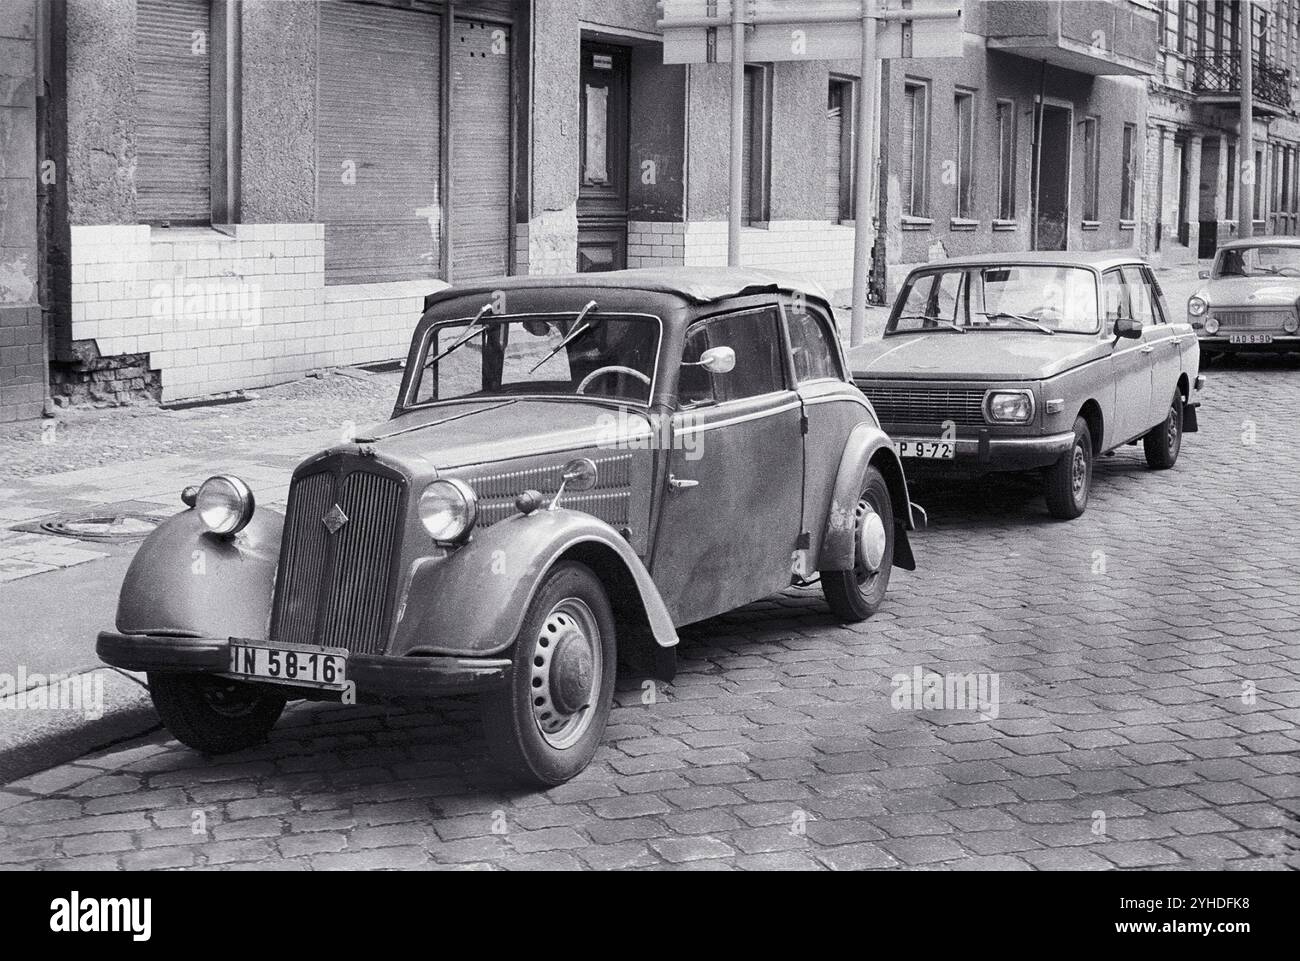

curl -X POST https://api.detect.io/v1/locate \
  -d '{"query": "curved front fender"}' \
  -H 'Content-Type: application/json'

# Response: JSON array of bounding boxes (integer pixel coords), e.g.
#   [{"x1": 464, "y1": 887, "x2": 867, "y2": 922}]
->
[
  {"x1": 116, "y1": 508, "x2": 283, "y2": 639},
  {"x1": 819, "y1": 422, "x2": 918, "y2": 573},
  {"x1": 392, "y1": 509, "x2": 678, "y2": 658}
]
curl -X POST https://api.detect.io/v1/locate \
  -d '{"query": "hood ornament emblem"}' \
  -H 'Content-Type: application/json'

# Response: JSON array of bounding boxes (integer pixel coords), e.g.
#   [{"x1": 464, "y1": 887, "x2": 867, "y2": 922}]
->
[{"x1": 322, "y1": 504, "x2": 349, "y2": 534}]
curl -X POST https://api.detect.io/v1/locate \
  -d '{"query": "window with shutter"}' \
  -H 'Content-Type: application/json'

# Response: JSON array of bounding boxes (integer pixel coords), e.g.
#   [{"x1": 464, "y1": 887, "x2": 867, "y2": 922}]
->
[
  {"x1": 901, "y1": 82, "x2": 927, "y2": 217},
  {"x1": 318, "y1": 1, "x2": 442, "y2": 285},
  {"x1": 136, "y1": 0, "x2": 212, "y2": 224}
]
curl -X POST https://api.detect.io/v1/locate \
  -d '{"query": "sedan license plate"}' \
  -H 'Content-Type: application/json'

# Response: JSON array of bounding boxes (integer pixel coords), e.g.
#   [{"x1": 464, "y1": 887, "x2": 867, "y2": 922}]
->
[
  {"x1": 225, "y1": 641, "x2": 349, "y2": 691},
  {"x1": 894, "y1": 438, "x2": 955, "y2": 460},
  {"x1": 1229, "y1": 333, "x2": 1273, "y2": 345}
]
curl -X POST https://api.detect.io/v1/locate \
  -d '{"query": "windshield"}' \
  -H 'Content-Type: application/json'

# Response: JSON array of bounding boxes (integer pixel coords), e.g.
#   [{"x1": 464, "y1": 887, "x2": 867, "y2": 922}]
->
[
  {"x1": 409, "y1": 314, "x2": 660, "y2": 406},
  {"x1": 888, "y1": 265, "x2": 1100, "y2": 334},
  {"x1": 1213, "y1": 245, "x2": 1300, "y2": 278}
]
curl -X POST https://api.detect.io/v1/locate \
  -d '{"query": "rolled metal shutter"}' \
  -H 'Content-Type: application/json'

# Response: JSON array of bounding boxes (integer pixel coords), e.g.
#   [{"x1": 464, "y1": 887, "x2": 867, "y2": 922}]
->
[
  {"x1": 136, "y1": 0, "x2": 211, "y2": 224},
  {"x1": 318, "y1": 1, "x2": 442, "y2": 285},
  {"x1": 901, "y1": 87, "x2": 916, "y2": 216},
  {"x1": 825, "y1": 105, "x2": 843, "y2": 222},
  {"x1": 451, "y1": 18, "x2": 512, "y2": 282}
]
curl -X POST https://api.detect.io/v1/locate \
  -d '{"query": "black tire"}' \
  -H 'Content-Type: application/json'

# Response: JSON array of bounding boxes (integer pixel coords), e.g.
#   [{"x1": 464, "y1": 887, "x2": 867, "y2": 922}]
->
[
  {"x1": 821, "y1": 466, "x2": 895, "y2": 622},
  {"x1": 1143, "y1": 390, "x2": 1183, "y2": 469},
  {"x1": 148, "y1": 673, "x2": 286, "y2": 754},
  {"x1": 1045, "y1": 417, "x2": 1093, "y2": 520},
  {"x1": 481, "y1": 561, "x2": 617, "y2": 786}
]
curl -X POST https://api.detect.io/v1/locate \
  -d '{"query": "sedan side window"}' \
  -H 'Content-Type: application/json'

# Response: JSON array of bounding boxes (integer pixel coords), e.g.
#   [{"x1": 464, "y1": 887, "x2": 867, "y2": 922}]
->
[
  {"x1": 1122, "y1": 266, "x2": 1157, "y2": 327},
  {"x1": 680, "y1": 308, "x2": 786, "y2": 406},
  {"x1": 787, "y1": 306, "x2": 843, "y2": 383},
  {"x1": 1101, "y1": 270, "x2": 1130, "y2": 334}
]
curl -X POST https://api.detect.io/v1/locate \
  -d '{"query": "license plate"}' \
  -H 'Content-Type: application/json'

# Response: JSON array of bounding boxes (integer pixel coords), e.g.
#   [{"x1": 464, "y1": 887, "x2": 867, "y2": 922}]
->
[
  {"x1": 1229, "y1": 333, "x2": 1273, "y2": 344},
  {"x1": 225, "y1": 641, "x2": 349, "y2": 691},
  {"x1": 894, "y1": 438, "x2": 956, "y2": 460}
]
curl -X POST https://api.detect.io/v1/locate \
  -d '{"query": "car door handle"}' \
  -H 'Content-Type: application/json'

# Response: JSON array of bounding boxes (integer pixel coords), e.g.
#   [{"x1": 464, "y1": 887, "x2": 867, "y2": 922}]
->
[
  {"x1": 668, "y1": 474, "x2": 699, "y2": 491},
  {"x1": 1139, "y1": 345, "x2": 1155, "y2": 353}
]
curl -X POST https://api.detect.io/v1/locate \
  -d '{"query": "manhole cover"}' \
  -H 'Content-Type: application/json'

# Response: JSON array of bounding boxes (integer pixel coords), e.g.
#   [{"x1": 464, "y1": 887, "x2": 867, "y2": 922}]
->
[{"x1": 39, "y1": 514, "x2": 166, "y2": 542}]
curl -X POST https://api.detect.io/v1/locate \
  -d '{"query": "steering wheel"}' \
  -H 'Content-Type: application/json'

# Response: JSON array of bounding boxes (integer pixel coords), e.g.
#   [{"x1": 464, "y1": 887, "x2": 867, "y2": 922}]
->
[{"x1": 575, "y1": 365, "x2": 652, "y2": 395}]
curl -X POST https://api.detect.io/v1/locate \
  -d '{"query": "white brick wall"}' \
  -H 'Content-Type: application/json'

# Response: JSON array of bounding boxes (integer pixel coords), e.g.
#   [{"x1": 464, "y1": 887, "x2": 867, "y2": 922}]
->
[{"x1": 69, "y1": 224, "x2": 448, "y2": 402}]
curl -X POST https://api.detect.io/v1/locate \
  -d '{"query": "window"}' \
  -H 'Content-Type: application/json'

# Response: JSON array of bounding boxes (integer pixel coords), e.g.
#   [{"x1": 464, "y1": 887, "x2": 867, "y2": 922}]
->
[
  {"x1": 136, "y1": 0, "x2": 212, "y2": 224},
  {"x1": 680, "y1": 309, "x2": 786, "y2": 405},
  {"x1": 1101, "y1": 269, "x2": 1128, "y2": 332},
  {"x1": 1120, "y1": 123, "x2": 1138, "y2": 221},
  {"x1": 1255, "y1": 148, "x2": 1264, "y2": 220},
  {"x1": 742, "y1": 65, "x2": 773, "y2": 225},
  {"x1": 826, "y1": 77, "x2": 856, "y2": 223},
  {"x1": 1181, "y1": 0, "x2": 1200, "y2": 55},
  {"x1": 1122, "y1": 266, "x2": 1157, "y2": 326},
  {"x1": 901, "y1": 81, "x2": 930, "y2": 217},
  {"x1": 890, "y1": 265, "x2": 1099, "y2": 334},
  {"x1": 1225, "y1": 139, "x2": 1237, "y2": 215},
  {"x1": 1083, "y1": 116, "x2": 1100, "y2": 222},
  {"x1": 954, "y1": 90, "x2": 975, "y2": 219},
  {"x1": 786, "y1": 307, "x2": 843, "y2": 383},
  {"x1": 996, "y1": 99, "x2": 1017, "y2": 220}
]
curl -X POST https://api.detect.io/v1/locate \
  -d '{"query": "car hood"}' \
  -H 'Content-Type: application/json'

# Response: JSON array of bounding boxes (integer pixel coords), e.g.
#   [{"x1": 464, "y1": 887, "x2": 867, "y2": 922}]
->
[
  {"x1": 848, "y1": 331, "x2": 1106, "y2": 381},
  {"x1": 351, "y1": 398, "x2": 651, "y2": 471},
  {"x1": 1200, "y1": 277, "x2": 1300, "y2": 307}
]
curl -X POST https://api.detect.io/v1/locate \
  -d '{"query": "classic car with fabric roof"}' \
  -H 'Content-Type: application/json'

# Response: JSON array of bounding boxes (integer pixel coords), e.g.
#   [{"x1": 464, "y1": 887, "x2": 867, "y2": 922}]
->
[
  {"x1": 850, "y1": 252, "x2": 1204, "y2": 520},
  {"x1": 97, "y1": 268, "x2": 923, "y2": 785},
  {"x1": 1187, "y1": 237, "x2": 1300, "y2": 355}
]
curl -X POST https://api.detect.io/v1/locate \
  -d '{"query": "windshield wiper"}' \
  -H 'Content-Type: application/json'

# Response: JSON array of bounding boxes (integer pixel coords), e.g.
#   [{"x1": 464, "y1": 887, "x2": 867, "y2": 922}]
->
[
  {"x1": 424, "y1": 302, "x2": 497, "y2": 369},
  {"x1": 528, "y1": 300, "x2": 600, "y2": 373},
  {"x1": 980, "y1": 311, "x2": 1055, "y2": 335},
  {"x1": 892, "y1": 314, "x2": 967, "y2": 333}
]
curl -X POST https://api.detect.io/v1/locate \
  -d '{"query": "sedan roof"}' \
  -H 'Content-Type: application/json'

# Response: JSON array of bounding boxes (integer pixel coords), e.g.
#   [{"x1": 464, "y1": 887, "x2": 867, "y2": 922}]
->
[
  {"x1": 1214, "y1": 235, "x2": 1300, "y2": 251},
  {"x1": 905, "y1": 250, "x2": 1144, "y2": 273}
]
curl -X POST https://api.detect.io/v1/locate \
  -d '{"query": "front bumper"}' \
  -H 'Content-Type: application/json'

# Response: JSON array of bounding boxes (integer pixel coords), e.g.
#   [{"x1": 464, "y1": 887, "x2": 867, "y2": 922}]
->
[
  {"x1": 97, "y1": 631, "x2": 512, "y2": 699},
  {"x1": 890, "y1": 429, "x2": 1076, "y2": 472}
]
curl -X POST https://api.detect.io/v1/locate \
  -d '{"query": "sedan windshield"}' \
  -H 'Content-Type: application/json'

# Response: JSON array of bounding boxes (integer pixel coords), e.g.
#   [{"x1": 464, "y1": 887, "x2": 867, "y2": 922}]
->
[
  {"x1": 1213, "y1": 245, "x2": 1300, "y2": 278},
  {"x1": 888, "y1": 265, "x2": 1100, "y2": 334},
  {"x1": 410, "y1": 314, "x2": 660, "y2": 406}
]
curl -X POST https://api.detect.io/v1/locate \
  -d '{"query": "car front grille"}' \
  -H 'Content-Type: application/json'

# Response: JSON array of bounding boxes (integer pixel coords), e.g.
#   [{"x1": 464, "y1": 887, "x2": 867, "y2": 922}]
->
[
  {"x1": 856, "y1": 383, "x2": 987, "y2": 427},
  {"x1": 445, "y1": 454, "x2": 633, "y2": 529},
  {"x1": 1210, "y1": 308, "x2": 1295, "y2": 331},
  {"x1": 270, "y1": 460, "x2": 406, "y2": 656}
]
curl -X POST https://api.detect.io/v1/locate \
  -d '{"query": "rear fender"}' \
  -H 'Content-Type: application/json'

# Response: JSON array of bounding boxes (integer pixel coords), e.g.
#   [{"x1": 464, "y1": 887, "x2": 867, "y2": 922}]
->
[{"x1": 819, "y1": 422, "x2": 919, "y2": 573}]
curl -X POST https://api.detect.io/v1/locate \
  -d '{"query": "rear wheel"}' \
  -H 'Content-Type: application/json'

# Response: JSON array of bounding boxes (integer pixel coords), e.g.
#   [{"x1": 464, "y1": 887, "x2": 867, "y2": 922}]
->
[
  {"x1": 1045, "y1": 417, "x2": 1093, "y2": 520},
  {"x1": 149, "y1": 673, "x2": 286, "y2": 754},
  {"x1": 821, "y1": 466, "x2": 895, "y2": 622},
  {"x1": 1143, "y1": 391, "x2": 1183, "y2": 469},
  {"x1": 482, "y1": 562, "x2": 616, "y2": 786}
]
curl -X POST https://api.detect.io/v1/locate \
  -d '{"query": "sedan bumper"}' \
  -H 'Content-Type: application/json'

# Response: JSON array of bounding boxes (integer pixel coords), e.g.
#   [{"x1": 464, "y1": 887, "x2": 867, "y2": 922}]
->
[
  {"x1": 892, "y1": 429, "x2": 1076, "y2": 472},
  {"x1": 97, "y1": 631, "x2": 512, "y2": 699}
]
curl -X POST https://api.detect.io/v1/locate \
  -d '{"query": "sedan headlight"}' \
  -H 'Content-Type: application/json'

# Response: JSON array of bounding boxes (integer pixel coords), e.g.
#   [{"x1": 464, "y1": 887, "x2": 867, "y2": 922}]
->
[
  {"x1": 1188, "y1": 296, "x2": 1208, "y2": 317},
  {"x1": 984, "y1": 390, "x2": 1035, "y2": 424},
  {"x1": 195, "y1": 475, "x2": 256, "y2": 536},
  {"x1": 1284, "y1": 315, "x2": 1299, "y2": 334},
  {"x1": 419, "y1": 478, "x2": 478, "y2": 542},
  {"x1": 1204, "y1": 316, "x2": 1220, "y2": 335}
]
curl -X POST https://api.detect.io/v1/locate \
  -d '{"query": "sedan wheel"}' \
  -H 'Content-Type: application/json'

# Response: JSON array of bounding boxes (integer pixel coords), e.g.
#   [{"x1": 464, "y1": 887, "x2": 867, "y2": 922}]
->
[
  {"x1": 1045, "y1": 417, "x2": 1092, "y2": 520},
  {"x1": 821, "y1": 466, "x2": 894, "y2": 622},
  {"x1": 1143, "y1": 391, "x2": 1183, "y2": 470}
]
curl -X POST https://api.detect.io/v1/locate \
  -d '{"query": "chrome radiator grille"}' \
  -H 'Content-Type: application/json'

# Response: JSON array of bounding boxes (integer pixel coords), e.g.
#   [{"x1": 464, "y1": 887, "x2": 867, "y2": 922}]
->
[
  {"x1": 857, "y1": 383, "x2": 987, "y2": 426},
  {"x1": 270, "y1": 462, "x2": 406, "y2": 656},
  {"x1": 1210, "y1": 308, "x2": 1295, "y2": 331}
]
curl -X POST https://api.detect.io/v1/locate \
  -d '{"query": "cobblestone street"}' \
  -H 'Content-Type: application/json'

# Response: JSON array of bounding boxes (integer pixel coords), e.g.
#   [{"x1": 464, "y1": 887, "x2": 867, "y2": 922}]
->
[{"x1": 1, "y1": 356, "x2": 1297, "y2": 871}]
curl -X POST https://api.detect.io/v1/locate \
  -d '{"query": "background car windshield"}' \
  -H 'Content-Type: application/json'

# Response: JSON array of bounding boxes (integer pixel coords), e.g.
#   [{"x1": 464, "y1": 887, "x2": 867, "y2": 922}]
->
[
  {"x1": 412, "y1": 315, "x2": 659, "y2": 405},
  {"x1": 1213, "y1": 245, "x2": 1300, "y2": 278},
  {"x1": 890, "y1": 265, "x2": 1099, "y2": 333}
]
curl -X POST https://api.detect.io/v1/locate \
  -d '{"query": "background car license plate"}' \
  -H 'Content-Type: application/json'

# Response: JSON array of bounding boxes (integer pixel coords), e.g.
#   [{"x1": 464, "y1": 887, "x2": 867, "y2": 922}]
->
[
  {"x1": 894, "y1": 439, "x2": 955, "y2": 460},
  {"x1": 1230, "y1": 333, "x2": 1273, "y2": 344},
  {"x1": 225, "y1": 641, "x2": 349, "y2": 690}
]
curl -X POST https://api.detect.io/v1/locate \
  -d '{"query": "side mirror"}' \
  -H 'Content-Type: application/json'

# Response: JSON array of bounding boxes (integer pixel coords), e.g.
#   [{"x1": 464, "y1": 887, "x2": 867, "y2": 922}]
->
[
  {"x1": 684, "y1": 345, "x2": 736, "y2": 374},
  {"x1": 1197, "y1": 270, "x2": 1210, "y2": 280},
  {"x1": 1113, "y1": 317, "x2": 1143, "y2": 339}
]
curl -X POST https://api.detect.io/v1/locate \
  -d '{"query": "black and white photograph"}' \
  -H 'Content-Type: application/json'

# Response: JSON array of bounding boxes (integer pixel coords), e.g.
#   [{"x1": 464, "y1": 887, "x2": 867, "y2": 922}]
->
[{"x1": 0, "y1": 0, "x2": 1294, "y2": 931}]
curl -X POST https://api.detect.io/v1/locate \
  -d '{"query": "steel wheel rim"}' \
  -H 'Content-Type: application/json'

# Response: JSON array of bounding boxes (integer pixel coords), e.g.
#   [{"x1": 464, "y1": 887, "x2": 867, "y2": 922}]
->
[
  {"x1": 529, "y1": 597, "x2": 602, "y2": 750},
  {"x1": 853, "y1": 494, "x2": 887, "y2": 590},
  {"x1": 200, "y1": 680, "x2": 262, "y2": 718},
  {"x1": 1071, "y1": 444, "x2": 1088, "y2": 499},
  {"x1": 1167, "y1": 403, "x2": 1180, "y2": 453}
]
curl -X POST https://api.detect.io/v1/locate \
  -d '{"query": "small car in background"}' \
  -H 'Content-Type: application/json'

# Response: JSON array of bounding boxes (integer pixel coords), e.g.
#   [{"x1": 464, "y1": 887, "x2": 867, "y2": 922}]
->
[
  {"x1": 850, "y1": 252, "x2": 1203, "y2": 520},
  {"x1": 98, "y1": 268, "x2": 923, "y2": 786},
  {"x1": 1188, "y1": 237, "x2": 1300, "y2": 356}
]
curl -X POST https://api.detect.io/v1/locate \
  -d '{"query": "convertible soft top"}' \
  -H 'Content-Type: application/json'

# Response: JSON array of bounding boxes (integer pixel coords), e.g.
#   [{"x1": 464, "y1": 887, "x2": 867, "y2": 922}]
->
[{"x1": 421, "y1": 266, "x2": 834, "y2": 314}]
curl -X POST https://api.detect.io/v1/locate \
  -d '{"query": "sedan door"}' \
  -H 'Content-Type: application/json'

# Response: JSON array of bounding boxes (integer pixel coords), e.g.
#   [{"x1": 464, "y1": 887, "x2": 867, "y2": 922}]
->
[
  {"x1": 1127, "y1": 265, "x2": 1182, "y2": 428},
  {"x1": 1101, "y1": 268, "x2": 1153, "y2": 443},
  {"x1": 649, "y1": 306, "x2": 804, "y2": 626}
]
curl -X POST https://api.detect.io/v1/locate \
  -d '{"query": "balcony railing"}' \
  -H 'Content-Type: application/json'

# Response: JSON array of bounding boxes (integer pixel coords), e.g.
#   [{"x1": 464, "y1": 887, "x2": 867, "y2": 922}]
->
[{"x1": 1192, "y1": 52, "x2": 1292, "y2": 110}]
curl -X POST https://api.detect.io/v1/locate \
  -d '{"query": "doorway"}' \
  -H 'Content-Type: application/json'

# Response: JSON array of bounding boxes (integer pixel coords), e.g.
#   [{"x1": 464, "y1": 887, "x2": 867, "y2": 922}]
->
[
  {"x1": 1033, "y1": 103, "x2": 1071, "y2": 251},
  {"x1": 577, "y1": 42, "x2": 629, "y2": 272}
]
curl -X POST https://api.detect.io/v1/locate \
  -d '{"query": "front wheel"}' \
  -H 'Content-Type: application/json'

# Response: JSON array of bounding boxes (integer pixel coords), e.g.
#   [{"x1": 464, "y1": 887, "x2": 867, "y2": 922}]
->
[
  {"x1": 1044, "y1": 417, "x2": 1093, "y2": 520},
  {"x1": 481, "y1": 562, "x2": 617, "y2": 786},
  {"x1": 821, "y1": 466, "x2": 895, "y2": 622},
  {"x1": 1143, "y1": 391, "x2": 1183, "y2": 469},
  {"x1": 149, "y1": 673, "x2": 286, "y2": 754}
]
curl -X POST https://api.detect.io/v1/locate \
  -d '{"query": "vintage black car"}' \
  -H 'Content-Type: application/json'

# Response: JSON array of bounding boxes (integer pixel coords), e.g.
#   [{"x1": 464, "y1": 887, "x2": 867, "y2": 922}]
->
[{"x1": 98, "y1": 268, "x2": 923, "y2": 785}]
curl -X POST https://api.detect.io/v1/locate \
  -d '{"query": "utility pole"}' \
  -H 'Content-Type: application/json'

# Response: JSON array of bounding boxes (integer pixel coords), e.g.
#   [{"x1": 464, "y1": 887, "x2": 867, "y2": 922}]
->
[
  {"x1": 849, "y1": 0, "x2": 879, "y2": 347},
  {"x1": 1239, "y1": 0, "x2": 1254, "y2": 238}
]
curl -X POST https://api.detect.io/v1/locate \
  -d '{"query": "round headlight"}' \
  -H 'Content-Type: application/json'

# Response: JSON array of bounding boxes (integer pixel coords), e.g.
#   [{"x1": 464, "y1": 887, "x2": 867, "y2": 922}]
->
[
  {"x1": 1284, "y1": 315, "x2": 1299, "y2": 334},
  {"x1": 419, "y1": 479, "x2": 477, "y2": 542},
  {"x1": 1204, "y1": 316, "x2": 1220, "y2": 335},
  {"x1": 985, "y1": 390, "x2": 1034, "y2": 424},
  {"x1": 195, "y1": 475, "x2": 255, "y2": 536},
  {"x1": 1188, "y1": 296, "x2": 1208, "y2": 317}
]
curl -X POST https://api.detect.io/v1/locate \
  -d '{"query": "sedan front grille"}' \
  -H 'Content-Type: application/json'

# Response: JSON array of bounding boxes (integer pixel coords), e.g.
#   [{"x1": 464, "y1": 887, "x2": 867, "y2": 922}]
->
[
  {"x1": 270, "y1": 461, "x2": 406, "y2": 656},
  {"x1": 857, "y1": 383, "x2": 987, "y2": 427},
  {"x1": 1210, "y1": 308, "x2": 1295, "y2": 331}
]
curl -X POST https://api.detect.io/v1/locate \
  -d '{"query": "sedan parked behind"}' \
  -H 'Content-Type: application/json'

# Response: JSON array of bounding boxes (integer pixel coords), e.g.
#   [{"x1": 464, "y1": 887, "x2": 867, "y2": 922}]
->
[{"x1": 1188, "y1": 237, "x2": 1300, "y2": 357}]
